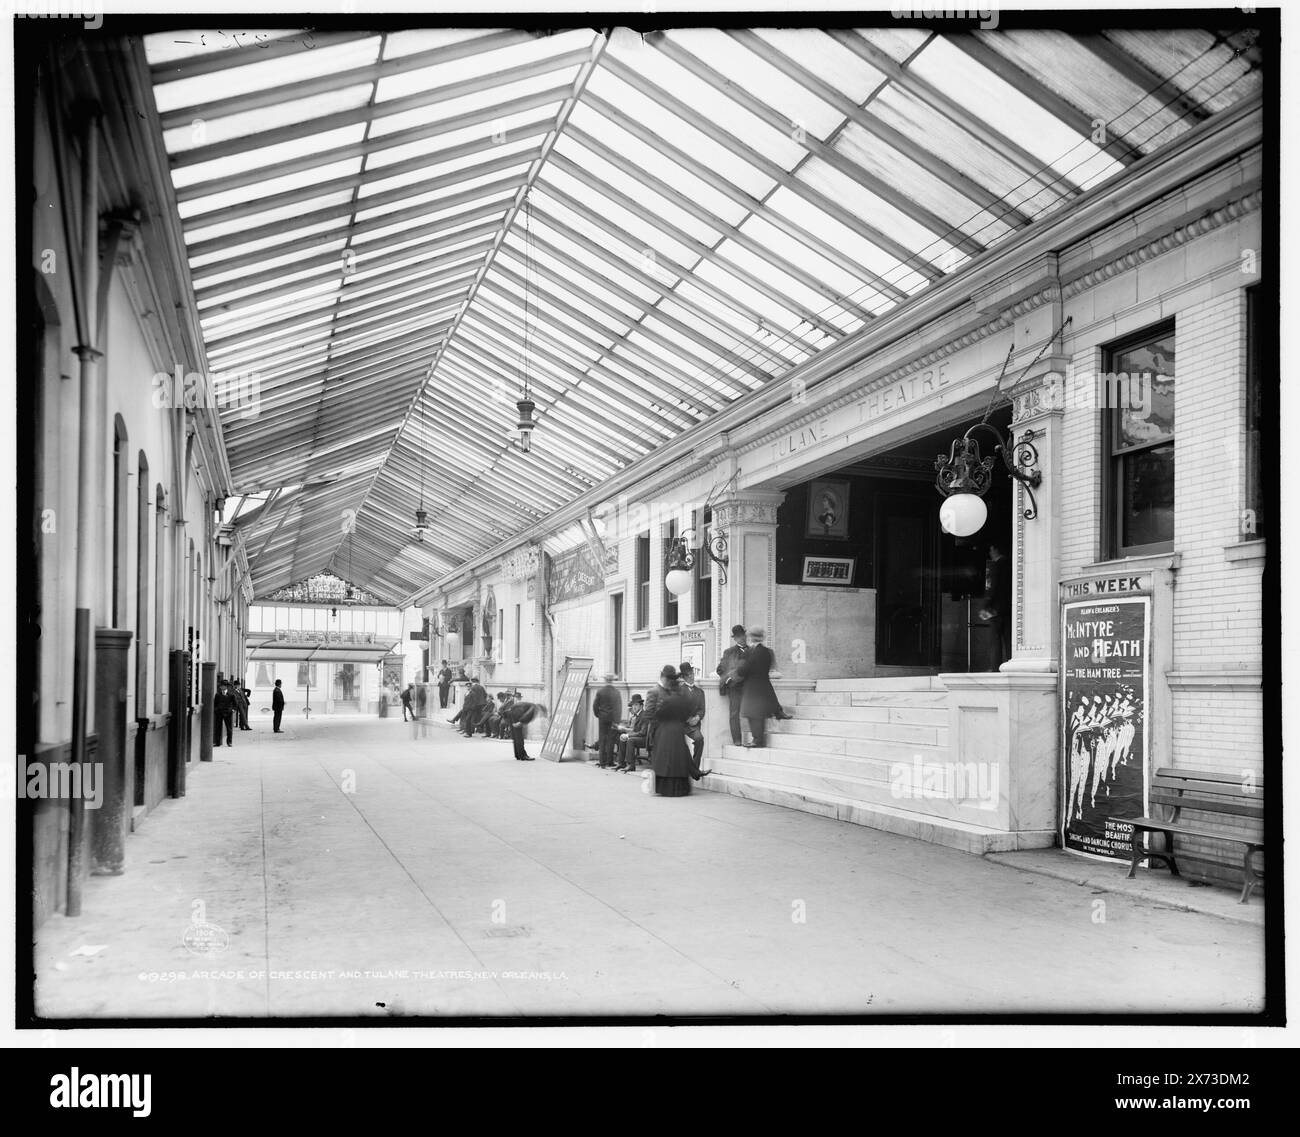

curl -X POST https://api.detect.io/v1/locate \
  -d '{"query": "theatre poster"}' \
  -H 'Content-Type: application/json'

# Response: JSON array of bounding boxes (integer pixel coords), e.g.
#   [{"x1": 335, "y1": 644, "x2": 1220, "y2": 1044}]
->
[{"x1": 1060, "y1": 595, "x2": 1151, "y2": 861}]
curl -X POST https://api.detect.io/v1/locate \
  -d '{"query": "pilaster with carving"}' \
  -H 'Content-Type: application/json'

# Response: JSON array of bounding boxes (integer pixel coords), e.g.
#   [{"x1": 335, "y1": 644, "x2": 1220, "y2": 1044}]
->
[
  {"x1": 711, "y1": 491, "x2": 785, "y2": 658},
  {"x1": 1003, "y1": 366, "x2": 1065, "y2": 673}
]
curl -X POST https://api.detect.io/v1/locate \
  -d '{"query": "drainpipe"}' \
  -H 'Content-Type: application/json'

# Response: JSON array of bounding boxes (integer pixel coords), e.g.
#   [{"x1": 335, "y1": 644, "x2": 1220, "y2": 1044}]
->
[{"x1": 68, "y1": 104, "x2": 101, "y2": 916}]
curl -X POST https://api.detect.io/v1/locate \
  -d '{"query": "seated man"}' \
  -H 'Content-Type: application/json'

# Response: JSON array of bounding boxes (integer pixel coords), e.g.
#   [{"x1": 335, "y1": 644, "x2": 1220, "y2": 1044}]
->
[
  {"x1": 614, "y1": 693, "x2": 646, "y2": 771},
  {"x1": 484, "y1": 692, "x2": 509, "y2": 738}
]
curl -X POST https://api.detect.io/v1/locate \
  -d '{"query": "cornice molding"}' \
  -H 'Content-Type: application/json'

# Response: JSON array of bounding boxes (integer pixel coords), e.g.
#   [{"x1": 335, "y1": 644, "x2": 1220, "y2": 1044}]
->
[{"x1": 1061, "y1": 189, "x2": 1262, "y2": 298}]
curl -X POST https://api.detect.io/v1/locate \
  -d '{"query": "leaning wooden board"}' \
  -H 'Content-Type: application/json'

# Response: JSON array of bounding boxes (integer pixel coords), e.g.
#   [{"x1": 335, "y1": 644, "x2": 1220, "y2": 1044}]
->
[{"x1": 540, "y1": 657, "x2": 594, "y2": 763}]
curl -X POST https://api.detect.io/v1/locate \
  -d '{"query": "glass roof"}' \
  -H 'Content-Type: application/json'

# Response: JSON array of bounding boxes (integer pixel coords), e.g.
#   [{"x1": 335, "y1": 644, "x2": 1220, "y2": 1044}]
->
[{"x1": 140, "y1": 23, "x2": 1262, "y2": 602}]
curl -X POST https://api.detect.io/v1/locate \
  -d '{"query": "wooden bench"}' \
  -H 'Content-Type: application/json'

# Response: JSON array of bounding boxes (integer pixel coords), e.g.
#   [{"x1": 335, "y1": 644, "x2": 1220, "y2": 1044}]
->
[{"x1": 1120, "y1": 767, "x2": 1264, "y2": 903}]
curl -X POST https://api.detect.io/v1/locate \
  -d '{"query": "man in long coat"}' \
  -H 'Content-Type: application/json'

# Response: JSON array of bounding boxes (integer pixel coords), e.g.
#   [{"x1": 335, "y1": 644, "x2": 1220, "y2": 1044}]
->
[
  {"x1": 593, "y1": 673, "x2": 623, "y2": 768},
  {"x1": 736, "y1": 627, "x2": 787, "y2": 749}
]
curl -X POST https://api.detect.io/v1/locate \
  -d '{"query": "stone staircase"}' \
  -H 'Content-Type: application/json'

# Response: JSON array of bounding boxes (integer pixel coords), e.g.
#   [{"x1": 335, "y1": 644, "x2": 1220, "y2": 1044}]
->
[{"x1": 699, "y1": 676, "x2": 1050, "y2": 853}]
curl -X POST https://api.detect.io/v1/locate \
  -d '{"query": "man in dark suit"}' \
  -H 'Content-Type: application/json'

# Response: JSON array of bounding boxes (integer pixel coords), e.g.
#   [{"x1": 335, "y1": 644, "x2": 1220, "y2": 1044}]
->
[
  {"x1": 213, "y1": 682, "x2": 235, "y2": 747},
  {"x1": 502, "y1": 698, "x2": 542, "y2": 760},
  {"x1": 615, "y1": 694, "x2": 645, "y2": 770},
  {"x1": 679, "y1": 662, "x2": 707, "y2": 764},
  {"x1": 272, "y1": 679, "x2": 285, "y2": 732},
  {"x1": 593, "y1": 673, "x2": 623, "y2": 768},
  {"x1": 460, "y1": 676, "x2": 488, "y2": 737},
  {"x1": 437, "y1": 661, "x2": 453, "y2": 709},
  {"x1": 716, "y1": 624, "x2": 749, "y2": 745},
  {"x1": 979, "y1": 542, "x2": 1012, "y2": 672}
]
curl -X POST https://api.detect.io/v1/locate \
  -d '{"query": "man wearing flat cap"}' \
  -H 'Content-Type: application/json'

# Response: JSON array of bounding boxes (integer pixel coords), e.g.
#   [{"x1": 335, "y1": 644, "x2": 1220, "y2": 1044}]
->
[
  {"x1": 716, "y1": 623, "x2": 750, "y2": 745},
  {"x1": 593, "y1": 672, "x2": 623, "y2": 768}
]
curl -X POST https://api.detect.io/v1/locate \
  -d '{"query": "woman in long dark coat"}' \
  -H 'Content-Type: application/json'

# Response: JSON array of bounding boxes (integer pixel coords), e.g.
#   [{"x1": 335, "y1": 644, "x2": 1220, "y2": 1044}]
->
[
  {"x1": 736, "y1": 626, "x2": 788, "y2": 748},
  {"x1": 650, "y1": 687, "x2": 712, "y2": 797}
]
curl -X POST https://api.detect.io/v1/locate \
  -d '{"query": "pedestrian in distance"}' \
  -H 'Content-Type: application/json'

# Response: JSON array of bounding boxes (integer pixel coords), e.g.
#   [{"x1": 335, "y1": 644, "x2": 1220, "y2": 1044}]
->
[
  {"x1": 272, "y1": 679, "x2": 285, "y2": 732},
  {"x1": 400, "y1": 683, "x2": 414, "y2": 722},
  {"x1": 213, "y1": 681, "x2": 235, "y2": 747}
]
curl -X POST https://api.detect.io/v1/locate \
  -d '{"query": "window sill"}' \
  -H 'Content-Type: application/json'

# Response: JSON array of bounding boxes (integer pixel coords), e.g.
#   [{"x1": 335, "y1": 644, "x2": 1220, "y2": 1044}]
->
[
  {"x1": 655, "y1": 626, "x2": 681, "y2": 638},
  {"x1": 683, "y1": 620, "x2": 713, "y2": 633},
  {"x1": 1085, "y1": 551, "x2": 1181, "y2": 575},
  {"x1": 630, "y1": 630, "x2": 652, "y2": 643},
  {"x1": 1224, "y1": 539, "x2": 1265, "y2": 567}
]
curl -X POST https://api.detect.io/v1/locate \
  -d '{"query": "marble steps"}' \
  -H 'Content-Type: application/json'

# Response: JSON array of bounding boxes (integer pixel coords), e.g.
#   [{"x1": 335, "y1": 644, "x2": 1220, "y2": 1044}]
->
[
  {"x1": 717, "y1": 744, "x2": 899, "y2": 785},
  {"x1": 790, "y1": 704, "x2": 949, "y2": 726},
  {"x1": 814, "y1": 676, "x2": 946, "y2": 693},
  {"x1": 796, "y1": 690, "x2": 949, "y2": 708},
  {"x1": 697, "y1": 773, "x2": 1053, "y2": 855},
  {"x1": 771, "y1": 716, "x2": 948, "y2": 747},
  {"x1": 763, "y1": 731, "x2": 948, "y2": 764}
]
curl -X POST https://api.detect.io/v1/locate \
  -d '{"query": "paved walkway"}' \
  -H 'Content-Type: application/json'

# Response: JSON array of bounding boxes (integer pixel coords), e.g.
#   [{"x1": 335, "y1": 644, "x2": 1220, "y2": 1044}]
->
[{"x1": 34, "y1": 714, "x2": 1265, "y2": 1019}]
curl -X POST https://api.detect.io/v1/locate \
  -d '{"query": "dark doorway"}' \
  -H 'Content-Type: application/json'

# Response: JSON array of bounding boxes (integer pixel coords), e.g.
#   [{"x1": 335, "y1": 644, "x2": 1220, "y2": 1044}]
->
[
  {"x1": 875, "y1": 493, "x2": 940, "y2": 666},
  {"x1": 870, "y1": 408, "x2": 1014, "y2": 672}
]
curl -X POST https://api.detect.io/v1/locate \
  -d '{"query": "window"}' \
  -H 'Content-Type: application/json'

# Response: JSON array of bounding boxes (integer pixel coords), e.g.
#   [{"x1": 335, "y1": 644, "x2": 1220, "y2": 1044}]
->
[
  {"x1": 611, "y1": 593, "x2": 624, "y2": 677},
  {"x1": 514, "y1": 603, "x2": 521, "y2": 662},
  {"x1": 1103, "y1": 323, "x2": 1175, "y2": 558},
  {"x1": 1245, "y1": 287, "x2": 1264, "y2": 539},
  {"x1": 635, "y1": 531, "x2": 650, "y2": 630},
  {"x1": 694, "y1": 507, "x2": 713, "y2": 623},
  {"x1": 662, "y1": 519, "x2": 679, "y2": 627}
]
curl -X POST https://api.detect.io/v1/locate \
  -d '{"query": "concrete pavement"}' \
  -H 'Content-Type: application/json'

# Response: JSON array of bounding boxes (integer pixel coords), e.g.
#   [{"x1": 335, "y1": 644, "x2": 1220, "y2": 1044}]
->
[{"x1": 33, "y1": 713, "x2": 1265, "y2": 1018}]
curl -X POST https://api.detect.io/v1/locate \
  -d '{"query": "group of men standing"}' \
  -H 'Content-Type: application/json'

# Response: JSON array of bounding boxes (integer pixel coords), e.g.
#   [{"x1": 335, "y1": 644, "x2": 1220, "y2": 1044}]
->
[
  {"x1": 212, "y1": 677, "x2": 287, "y2": 743},
  {"x1": 450, "y1": 675, "x2": 542, "y2": 760},
  {"x1": 715, "y1": 624, "x2": 788, "y2": 748}
]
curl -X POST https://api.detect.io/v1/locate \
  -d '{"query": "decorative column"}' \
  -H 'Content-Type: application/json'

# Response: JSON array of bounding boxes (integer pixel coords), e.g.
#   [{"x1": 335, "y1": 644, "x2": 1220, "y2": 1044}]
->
[
  {"x1": 199, "y1": 660, "x2": 216, "y2": 761},
  {"x1": 712, "y1": 491, "x2": 785, "y2": 650},
  {"x1": 1002, "y1": 360, "x2": 1068, "y2": 673},
  {"x1": 91, "y1": 629, "x2": 132, "y2": 876}
]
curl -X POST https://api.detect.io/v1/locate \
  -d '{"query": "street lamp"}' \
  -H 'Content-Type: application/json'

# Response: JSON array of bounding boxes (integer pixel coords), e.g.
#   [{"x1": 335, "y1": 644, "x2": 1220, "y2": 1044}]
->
[{"x1": 935, "y1": 422, "x2": 1041, "y2": 537}]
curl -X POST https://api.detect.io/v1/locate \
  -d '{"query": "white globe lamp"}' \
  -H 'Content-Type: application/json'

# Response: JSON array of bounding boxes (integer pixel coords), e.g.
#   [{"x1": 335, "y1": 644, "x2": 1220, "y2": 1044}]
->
[
  {"x1": 664, "y1": 568, "x2": 693, "y2": 596},
  {"x1": 939, "y1": 493, "x2": 987, "y2": 537}
]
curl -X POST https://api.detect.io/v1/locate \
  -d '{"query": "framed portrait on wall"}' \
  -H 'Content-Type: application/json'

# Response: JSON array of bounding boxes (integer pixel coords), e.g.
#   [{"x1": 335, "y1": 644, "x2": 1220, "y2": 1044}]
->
[
  {"x1": 806, "y1": 479, "x2": 850, "y2": 539},
  {"x1": 802, "y1": 556, "x2": 855, "y2": 585}
]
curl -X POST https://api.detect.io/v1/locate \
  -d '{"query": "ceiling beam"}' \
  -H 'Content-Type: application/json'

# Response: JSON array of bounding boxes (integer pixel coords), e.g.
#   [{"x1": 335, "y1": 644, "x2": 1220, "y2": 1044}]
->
[
  {"x1": 539, "y1": 158, "x2": 839, "y2": 346},
  {"x1": 159, "y1": 29, "x2": 535, "y2": 129},
  {"x1": 615, "y1": 42, "x2": 994, "y2": 256},
  {"x1": 713, "y1": 29, "x2": 1030, "y2": 231},
  {"x1": 171, "y1": 46, "x2": 595, "y2": 170},
  {"x1": 174, "y1": 90, "x2": 564, "y2": 203},
  {"x1": 151, "y1": 30, "x2": 377, "y2": 85},
  {"x1": 825, "y1": 28, "x2": 1089, "y2": 201},
  {"x1": 940, "y1": 31, "x2": 1144, "y2": 168}
]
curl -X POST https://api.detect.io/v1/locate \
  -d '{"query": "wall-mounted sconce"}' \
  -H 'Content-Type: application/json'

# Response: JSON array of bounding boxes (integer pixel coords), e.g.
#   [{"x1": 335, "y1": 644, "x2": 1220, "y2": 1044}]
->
[
  {"x1": 935, "y1": 422, "x2": 1041, "y2": 537},
  {"x1": 664, "y1": 525, "x2": 730, "y2": 592}
]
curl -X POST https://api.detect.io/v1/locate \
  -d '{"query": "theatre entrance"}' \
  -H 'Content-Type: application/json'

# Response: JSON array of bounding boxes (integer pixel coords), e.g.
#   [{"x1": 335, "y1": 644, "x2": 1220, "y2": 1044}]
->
[{"x1": 773, "y1": 408, "x2": 1013, "y2": 677}]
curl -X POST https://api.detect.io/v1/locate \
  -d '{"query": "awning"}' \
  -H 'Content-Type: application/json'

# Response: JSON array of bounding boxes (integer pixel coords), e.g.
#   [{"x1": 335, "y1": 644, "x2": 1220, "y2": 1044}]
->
[{"x1": 245, "y1": 636, "x2": 400, "y2": 663}]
